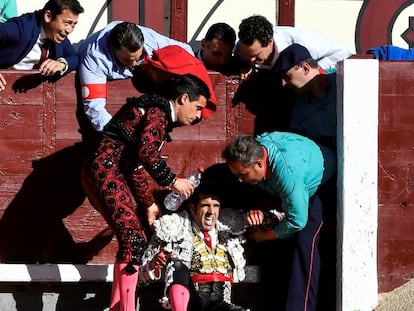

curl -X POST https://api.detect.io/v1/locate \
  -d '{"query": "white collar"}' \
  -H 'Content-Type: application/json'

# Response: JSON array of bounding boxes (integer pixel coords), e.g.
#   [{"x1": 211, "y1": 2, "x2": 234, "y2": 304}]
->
[
  {"x1": 169, "y1": 100, "x2": 177, "y2": 122},
  {"x1": 39, "y1": 25, "x2": 49, "y2": 43}
]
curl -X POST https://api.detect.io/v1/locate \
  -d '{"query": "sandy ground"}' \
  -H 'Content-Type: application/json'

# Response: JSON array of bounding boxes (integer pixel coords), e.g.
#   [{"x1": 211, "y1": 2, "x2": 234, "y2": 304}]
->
[{"x1": 374, "y1": 279, "x2": 414, "y2": 311}]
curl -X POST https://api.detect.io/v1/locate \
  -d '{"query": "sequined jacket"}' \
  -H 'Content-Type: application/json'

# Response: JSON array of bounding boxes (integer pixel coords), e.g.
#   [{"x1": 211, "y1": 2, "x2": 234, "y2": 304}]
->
[
  {"x1": 138, "y1": 208, "x2": 247, "y2": 306},
  {"x1": 100, "y1": 94, "x2": 175, "y2": 208}
]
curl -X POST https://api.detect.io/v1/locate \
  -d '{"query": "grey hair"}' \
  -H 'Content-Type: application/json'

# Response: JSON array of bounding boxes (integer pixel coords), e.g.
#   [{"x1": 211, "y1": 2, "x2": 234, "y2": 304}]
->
[{"x1": 222, "y1": 134, "x2": 264, "y2": 166}]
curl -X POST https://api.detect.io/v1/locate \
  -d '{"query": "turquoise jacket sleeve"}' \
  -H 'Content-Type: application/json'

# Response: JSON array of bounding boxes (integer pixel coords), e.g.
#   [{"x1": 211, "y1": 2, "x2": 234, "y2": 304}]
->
[
  {"x1": 0, "y1": 0, "x2": 17, "y2": 23},
  {"x1": 259, "y1": 167, "x2": 310, "y2": 239},
  {"x1": 257, "y1": 131, "x2": 325, "y2": 239}
]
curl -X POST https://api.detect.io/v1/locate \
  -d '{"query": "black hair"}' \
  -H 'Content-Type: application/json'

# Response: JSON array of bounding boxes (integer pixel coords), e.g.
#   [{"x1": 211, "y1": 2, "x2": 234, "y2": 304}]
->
[
  {"x1": 42, "y1": 0, "x2": 84, "y2": 18},
  {"x1": 108, "y1": 22, "x2": 144, "y2": 52},
  {"x1": 205, "y1": 23, "x2": 236, "y2": 47},
  {"x1": 188, "y1": 182, "x2": 223, "y2": 206},
  {"x1": 238, "y1": 15, "x2": 273, "y2": 47},
  {"x1": 165, "y1": 74, "x2": 210, "y2": 102}
]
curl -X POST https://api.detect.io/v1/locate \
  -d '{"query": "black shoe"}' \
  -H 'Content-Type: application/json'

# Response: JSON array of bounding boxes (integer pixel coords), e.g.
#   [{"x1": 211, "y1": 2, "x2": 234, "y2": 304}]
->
[{"x1": 223, "y1": 302, "x2": 250, "y2": 311}]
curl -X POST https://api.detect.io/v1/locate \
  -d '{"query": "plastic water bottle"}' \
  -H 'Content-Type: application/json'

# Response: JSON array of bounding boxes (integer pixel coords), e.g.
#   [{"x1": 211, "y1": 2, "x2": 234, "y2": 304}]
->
[{"x1": 164, "y1": 167, "x2": 204, "y2": 211}]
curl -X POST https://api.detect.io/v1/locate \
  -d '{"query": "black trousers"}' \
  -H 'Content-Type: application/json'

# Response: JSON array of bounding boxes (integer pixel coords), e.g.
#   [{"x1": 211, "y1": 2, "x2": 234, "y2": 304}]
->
[{"x1": 171, "y1": 261, "x2": 246, "y2": 311}]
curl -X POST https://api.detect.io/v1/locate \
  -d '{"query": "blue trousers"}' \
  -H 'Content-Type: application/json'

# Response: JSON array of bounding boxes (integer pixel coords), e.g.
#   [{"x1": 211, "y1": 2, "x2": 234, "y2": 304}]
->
[
  {"x1": 286, "y1": 195, "x2": 323, "y2": 311},
  {"x1": 249, "y1": 194, "x2": 323, "y2": 311}
]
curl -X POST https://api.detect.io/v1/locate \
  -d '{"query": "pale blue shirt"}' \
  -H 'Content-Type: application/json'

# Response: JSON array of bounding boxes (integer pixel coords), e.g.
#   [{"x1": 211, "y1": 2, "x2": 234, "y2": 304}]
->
[{"x1": 78, "y1": 21, "x2": 194, "y2": 131}]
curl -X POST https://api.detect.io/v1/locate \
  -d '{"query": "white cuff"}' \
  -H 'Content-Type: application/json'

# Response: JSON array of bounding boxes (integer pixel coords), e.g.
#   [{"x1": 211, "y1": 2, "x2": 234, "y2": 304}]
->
[{"x1": 149, "y1": 268, "x2": 161, "y2": 280}]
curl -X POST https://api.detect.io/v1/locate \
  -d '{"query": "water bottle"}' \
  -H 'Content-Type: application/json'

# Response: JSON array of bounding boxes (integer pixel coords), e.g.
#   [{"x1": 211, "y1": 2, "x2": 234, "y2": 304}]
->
[{"x1": 164, "y1": 167, "x2": 204, "y2": 211}]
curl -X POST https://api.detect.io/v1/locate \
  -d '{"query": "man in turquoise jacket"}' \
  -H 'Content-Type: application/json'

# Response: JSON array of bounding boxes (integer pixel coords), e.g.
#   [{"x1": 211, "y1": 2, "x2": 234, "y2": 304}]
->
[{"x1": 222, "y1": 131, "x2": 336, "y2": 311}]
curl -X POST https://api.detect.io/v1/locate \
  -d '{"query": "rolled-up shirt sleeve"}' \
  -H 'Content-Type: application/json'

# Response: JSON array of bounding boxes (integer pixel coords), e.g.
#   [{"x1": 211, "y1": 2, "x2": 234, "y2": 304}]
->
[{"x1": 78, "y1": 52, "x2": 112, "y2": 131}]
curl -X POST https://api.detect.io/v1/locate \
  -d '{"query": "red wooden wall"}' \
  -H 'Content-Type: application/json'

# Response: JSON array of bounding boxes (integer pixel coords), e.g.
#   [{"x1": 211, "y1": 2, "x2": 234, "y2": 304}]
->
[
  {"x1": 111, "y1": 0, "x2": 188, "y2": 41},
  {"x1": 1, "y1": 60, "x2": 414, "y2": 293},
  {"x1": 377, "y1": 61, "x2": 414, "y2": 292},
  {"x1": 110, "y1": 0, "x2": 294, "y2": 41},
  {"x1": 0, "y1": 70, "x2": 253, "y2": 264}
]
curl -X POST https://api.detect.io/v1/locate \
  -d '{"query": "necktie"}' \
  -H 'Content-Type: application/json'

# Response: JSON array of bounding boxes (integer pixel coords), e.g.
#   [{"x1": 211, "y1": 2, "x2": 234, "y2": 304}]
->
[
  {"x1": 203, "y1": 231, "x2": 212, "y2": 250},
  {"x1": 34, "y1": 40, "x2": 50, "y2": 69}
]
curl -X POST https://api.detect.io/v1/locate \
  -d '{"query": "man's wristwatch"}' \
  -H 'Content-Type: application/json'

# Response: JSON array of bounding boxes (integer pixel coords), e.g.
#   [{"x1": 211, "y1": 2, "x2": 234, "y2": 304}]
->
[
  {"x1": 261, "y1": 209, "x2": 281, "y2": 230},
  {"x1": 57, "y1": 57, "x2": 68, "y2": 75}
]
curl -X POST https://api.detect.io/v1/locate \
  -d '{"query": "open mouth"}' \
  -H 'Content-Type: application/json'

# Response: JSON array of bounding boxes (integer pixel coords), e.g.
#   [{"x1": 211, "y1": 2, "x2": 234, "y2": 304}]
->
[
  {"x1": 58, "y1": 33, "x2": 66, "y2": 41},
  {"x1": 204, "y1": 216, "x2": 214, "y2": 226}
]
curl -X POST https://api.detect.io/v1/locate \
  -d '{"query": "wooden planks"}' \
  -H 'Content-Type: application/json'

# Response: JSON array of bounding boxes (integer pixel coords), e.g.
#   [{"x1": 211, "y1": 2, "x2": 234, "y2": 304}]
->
[
  {"x1": 1, "y1": 62, "x2": 413, "y2": 293},
  {"x1": 0, "y1": 70, "x2": 254, "y2": 264},
  {"x1": 378, "y1": 61, "x2": 414, "y2": 291}
]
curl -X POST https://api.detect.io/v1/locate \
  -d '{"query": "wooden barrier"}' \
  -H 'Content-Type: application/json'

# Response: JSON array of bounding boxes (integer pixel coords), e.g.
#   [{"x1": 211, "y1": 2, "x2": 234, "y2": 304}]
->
[
  {"x1": 1, "y1": 60, "x2": 414, "y2": 296},
  {"x1": 0, "y1": 263, "x2": 260, "y2": 283},
  {"x1": 0, "y1": 70, "x2": 255, "y2": 265},
  {"x1": 0, "y1": 70, "x2": 260, "y2": 311},
  {"x1": 377, "y1": 61, "x2": 414, "y2": 292}
]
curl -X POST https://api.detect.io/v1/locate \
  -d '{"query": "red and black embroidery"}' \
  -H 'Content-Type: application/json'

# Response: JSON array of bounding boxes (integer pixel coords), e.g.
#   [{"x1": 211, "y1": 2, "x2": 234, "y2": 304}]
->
[{"x1": 84, "y1": 94, "x2": 177, "y2": 265}]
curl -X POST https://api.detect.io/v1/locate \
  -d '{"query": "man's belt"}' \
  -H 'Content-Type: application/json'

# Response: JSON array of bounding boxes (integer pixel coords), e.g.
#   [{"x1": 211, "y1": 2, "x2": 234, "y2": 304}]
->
[{"x1": 191, "y1": 272, "x2": 233, "y2": 284}]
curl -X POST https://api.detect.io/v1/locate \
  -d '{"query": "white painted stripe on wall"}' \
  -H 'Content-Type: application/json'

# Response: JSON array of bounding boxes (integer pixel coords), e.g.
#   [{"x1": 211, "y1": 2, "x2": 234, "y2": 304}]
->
[
  {"x1": 58, "y1": 264, "x2": 82, "y2": 282},
  {"x1": 0, "y1": 264, "x2": 259, "y2": 283},
  {"x1": 337, "y1": 58, "x2": 379, "y2": 311},
  {"x1": 0, "y1": 264, "x2": 114, "y2": 282},
  {"x1": 0, "y1": 264, "x2": 31, "y2": 282},
  {"x1": 106, "y1": 264, "x2": 114, "y2": 282}
]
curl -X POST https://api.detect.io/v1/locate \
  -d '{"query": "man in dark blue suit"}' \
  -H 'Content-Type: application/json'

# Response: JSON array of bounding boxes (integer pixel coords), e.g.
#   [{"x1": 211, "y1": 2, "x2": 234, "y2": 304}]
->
[{"x1": 0, "y1": 0, "x2": 84, "y2": 91}]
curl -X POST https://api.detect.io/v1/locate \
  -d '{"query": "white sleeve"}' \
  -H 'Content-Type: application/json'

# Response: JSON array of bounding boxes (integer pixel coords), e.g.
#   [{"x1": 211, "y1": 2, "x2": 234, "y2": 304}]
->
[
  {"x1": 276, "y1": 26, "x2": 353, "y2": 70},
  {"x1": 138, "y1": 262, "x2": 162, "y2": 285},
  {"x1": 295, "y1": 28, "x2": 352, "y2": 70}
]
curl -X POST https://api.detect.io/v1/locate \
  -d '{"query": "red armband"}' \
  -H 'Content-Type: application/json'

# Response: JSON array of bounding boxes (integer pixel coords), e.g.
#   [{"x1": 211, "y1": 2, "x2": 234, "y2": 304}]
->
[{"x1": 81, "y1": 83, "x2": 108, "y2": 100}]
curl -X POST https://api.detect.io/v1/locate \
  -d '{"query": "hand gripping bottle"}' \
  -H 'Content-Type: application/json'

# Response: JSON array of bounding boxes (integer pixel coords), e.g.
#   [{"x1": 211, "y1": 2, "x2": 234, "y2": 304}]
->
[{"x1": 164, "y1": 167, "x2": 204, "y2": 211}]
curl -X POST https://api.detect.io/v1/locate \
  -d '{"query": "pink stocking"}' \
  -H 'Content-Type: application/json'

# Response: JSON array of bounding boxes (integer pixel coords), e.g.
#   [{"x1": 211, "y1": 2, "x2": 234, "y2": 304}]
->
[
  {"x1": 109, "y1": 262, "x2": 121, "y2": 310},
  {"x1": 169, "y1": 284, "x2": 190, "y2": 311},
  {"x1": 110, "y1": 262, "x2": 138, "y2": 311}
]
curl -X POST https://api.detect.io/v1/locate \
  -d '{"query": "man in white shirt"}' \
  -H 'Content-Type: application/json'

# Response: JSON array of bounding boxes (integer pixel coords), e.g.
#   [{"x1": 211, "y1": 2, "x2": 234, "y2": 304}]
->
[{"x1": 234, "y1": 15, "x2": 352, "y2": 76}]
